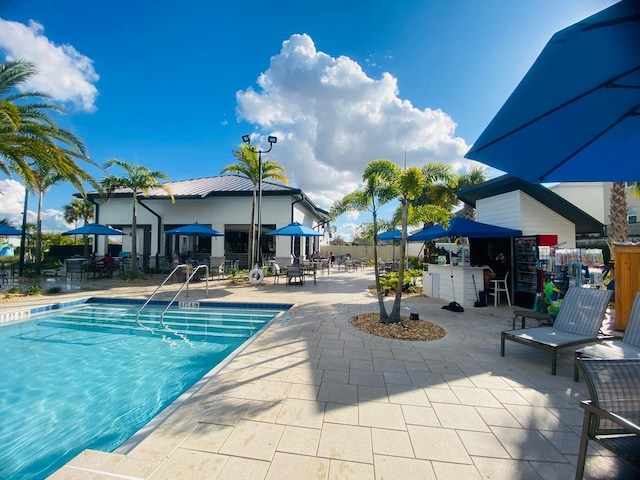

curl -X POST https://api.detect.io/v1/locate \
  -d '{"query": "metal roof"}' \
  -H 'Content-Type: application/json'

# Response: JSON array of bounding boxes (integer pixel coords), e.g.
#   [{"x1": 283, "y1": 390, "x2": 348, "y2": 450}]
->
[
  {"x1": 457, "y1": 175, "x2": 604, "y2": 235},
  {"x1": 85, "y1": 174, "x2": 329, "y2": 218}
]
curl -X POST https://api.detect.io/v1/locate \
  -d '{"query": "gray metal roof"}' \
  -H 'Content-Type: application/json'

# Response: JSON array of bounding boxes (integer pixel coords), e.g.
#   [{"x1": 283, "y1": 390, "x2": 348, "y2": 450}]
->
[{"x1": 85, "y1": 174, "x2": 329, "y2": 218}]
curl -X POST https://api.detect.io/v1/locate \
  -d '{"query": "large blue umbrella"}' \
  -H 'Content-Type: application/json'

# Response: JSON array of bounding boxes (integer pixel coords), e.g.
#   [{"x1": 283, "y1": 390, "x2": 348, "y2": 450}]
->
[
  {"x1": 465, "y1": 0, "x2": 640, "y2": 182},
  {"x1": 164, "y1": 222, "x2": 223, "y2": 237},
  {"x1": 266, "y1": 222, "x2": 323, "y2": 237},
  {"x1": 62, "y1": 223, "x2": 126, "y2": 236}
]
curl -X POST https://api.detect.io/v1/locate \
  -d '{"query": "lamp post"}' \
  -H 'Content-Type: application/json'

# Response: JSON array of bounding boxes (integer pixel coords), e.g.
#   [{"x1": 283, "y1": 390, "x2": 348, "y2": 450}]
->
[{"x1": 242, "y1": 134, "x2": 277, "y2": 269}]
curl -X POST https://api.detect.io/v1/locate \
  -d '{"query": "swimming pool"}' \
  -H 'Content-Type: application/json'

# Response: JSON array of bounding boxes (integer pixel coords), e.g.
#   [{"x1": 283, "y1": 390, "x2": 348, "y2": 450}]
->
[{"x1": 0, "y1": 299, "x2": 290, "y2": 480}]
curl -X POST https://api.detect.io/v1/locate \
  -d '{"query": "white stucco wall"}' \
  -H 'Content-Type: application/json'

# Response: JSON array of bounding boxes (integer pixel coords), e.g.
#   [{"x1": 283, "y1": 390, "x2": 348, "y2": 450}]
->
[
  {"x1": 476, "y1": 190, "x2": 576, "y2": 247},
  {"x1": 549, "y1": 182, "x2": 611, "y2": 224},
  {"x1": 95, "y1": 194, "x2": 327, "y2": 261}
]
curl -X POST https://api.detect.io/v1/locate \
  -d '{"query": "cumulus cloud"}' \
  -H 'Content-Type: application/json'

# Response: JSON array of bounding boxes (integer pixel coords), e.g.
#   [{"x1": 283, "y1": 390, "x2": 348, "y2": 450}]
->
[
  {"x1": 0, "y1": 179, "x2": 71, "y2": 232},
  {"x1": 0, "y1": 18, "x2": 99, "y2": 112},
  {"x1": 236, "y1": 33, "x2": 470, "y2": 211}
]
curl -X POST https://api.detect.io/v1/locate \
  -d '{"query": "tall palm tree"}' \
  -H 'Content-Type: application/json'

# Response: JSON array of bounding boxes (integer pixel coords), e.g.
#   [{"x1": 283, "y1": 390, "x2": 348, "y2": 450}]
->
[
  {"x1": 101, "y1": 159, "x2": 173, "y2": 274},
  {"x1": 455, "y1": 166, "x2": 488, "y2": 219},
  {"x1": 221, "y1": 144, "x2": 287, "y2": 266},
  {"x1": 331, "y1": 159, "x2": 397, "y2": 323},
  {"x1": 0, "y1": 60, "x2": 96, "y2": 186},
  {"x1": 63, "y1": 197, "x2": 95, "y2": 257}
]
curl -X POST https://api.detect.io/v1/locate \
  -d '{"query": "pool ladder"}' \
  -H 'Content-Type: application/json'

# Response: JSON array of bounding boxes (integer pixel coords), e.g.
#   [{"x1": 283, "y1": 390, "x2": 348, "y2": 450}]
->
[{"x1": 136, "y1": 264, "x2": 209, "y2": 328}]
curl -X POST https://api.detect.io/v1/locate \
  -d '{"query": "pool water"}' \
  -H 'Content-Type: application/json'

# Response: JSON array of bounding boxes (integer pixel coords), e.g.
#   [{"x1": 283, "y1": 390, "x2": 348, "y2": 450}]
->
[{"x1": 0, "y1": 301, "x2": 287, "y2": 480}]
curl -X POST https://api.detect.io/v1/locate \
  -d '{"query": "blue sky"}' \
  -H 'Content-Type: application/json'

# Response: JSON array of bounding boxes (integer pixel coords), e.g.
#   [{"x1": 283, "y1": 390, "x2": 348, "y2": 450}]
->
[{"x1": 0, "y1": 0, "x2": 616, "y2": 239}]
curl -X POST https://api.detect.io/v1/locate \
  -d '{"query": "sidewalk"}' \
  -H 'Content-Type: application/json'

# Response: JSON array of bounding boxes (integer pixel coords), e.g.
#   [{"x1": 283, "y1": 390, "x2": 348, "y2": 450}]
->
[{"x1": 2, "y1": 268, "x2": 632, "y2": 479}]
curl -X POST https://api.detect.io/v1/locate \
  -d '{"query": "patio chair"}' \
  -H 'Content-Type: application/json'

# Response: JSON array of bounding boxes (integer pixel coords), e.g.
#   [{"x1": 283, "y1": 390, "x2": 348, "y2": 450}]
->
[
  {"x1": 488, "y1": 271, "x2": 511, "y2": 307},
  {"x1": 574, "y1": 358, "x2": 640, "y2": 479},
  {"x1": 65, "y1": 259, "x2": 87, "y2": 282},
  {"x1": 286, "y1": 265, "x2": 304, "y2": 285},
  {"x1": 271, "y1": 263, "x2": 286, "y2": 284},
  {"x1": 574, "y1": 292, "x2": 640, "y2": 381},
  {"x1": 501, "y1": 287, "x2": 612, "y2": 375}
]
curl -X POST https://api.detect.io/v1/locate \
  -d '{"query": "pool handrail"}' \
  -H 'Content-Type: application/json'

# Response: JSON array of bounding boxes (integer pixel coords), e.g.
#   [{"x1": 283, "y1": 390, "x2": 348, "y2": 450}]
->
[
  {"x1": 159, "y1": 265, "x2": 209, "y2": 326},
  {"x1": 135, "y1": 264, "x2": 209, "y2": 328}
]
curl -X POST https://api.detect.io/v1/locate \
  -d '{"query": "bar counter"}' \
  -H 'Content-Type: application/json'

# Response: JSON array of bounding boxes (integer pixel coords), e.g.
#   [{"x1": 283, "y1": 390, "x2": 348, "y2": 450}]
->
[{"x1": 423, "y1": 264, "x2": 489, "y2": 307}]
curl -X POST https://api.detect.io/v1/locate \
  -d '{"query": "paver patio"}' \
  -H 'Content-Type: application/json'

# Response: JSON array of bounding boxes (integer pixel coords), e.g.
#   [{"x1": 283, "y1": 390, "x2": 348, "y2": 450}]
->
[{"x1": 1, "y1": 268, "x2": 637, "y2": 479}]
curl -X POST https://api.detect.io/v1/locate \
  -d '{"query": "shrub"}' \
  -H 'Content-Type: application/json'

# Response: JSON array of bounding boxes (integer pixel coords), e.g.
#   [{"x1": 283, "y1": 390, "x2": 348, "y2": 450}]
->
[{"x1": 25, "y1": 285, "x2": 41, "y2": 296}]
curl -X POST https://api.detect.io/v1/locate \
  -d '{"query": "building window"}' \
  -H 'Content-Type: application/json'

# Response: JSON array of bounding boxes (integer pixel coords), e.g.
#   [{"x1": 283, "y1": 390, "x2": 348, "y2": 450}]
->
[{"x1": 629, "y1": 207, "x2": 637, "y2": 224}]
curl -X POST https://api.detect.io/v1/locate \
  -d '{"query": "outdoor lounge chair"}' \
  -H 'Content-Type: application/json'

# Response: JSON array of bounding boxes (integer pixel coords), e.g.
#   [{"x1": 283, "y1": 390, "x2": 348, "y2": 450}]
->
[
  {"x1": 574, "y1": 292, "x2": 640, "y2": 381},
  {"x1": 574, "y1": 358, "x2": 640, "y2": 479},
  {"x1": 501, "y1": 287, "x2": 612, "y2": 375}
]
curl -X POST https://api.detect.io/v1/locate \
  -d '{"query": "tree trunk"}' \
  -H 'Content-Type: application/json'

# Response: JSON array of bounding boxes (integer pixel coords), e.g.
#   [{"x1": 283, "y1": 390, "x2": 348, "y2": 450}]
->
[
  {"x1": 35, "y1": 190, "x2": 43, "y2": 276},
  {"x1": 388, "y1": 201, "x2": 409, "y2": 323},
  {"x1": 372, "y1": 209, "x2": 390, "y2": 323},
  {"x1": 130, "y1": 194, "x2": 138, "y2": 274},
  {"x1": 608, "y1": 182, "x2": 629, "y2": 250}
]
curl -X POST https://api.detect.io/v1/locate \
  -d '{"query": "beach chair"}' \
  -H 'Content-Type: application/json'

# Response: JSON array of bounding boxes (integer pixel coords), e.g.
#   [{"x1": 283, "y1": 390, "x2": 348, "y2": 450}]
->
[
  {"x1": 501, "y1": 287, "x2": 612, "y2": 375},
  {"x1": 574, "y1": 292, "x2": 640, "y2": 381},
  {"x1": 574, "y1": 358, "x2": 640, "y2": 479}
]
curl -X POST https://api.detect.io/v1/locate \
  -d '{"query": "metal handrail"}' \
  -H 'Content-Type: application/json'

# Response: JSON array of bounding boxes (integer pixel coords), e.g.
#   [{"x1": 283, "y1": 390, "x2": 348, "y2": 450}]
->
[
  {"x1": 159, "y1": 265, "x2": 209, "y2": 327},
  {"x1": 135, "y1": 264, "x2": 209, "y2": 327}
]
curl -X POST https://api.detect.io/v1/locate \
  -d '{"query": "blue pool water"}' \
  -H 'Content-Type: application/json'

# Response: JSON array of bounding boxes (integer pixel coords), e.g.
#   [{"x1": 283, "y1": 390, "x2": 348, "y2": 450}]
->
[{"x1": 0, "y1": 300, "x2": 289, "y2": 480}]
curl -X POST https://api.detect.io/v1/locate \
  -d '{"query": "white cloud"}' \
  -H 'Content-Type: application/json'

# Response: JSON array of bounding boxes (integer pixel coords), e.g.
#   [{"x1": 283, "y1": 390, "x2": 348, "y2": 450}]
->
[
  {"x1": 0, "y1": 178, "x2": 72, "y2": 232},
  {"x1": 0, "y1": 18, "x2": 99, "y2": 112},
  {"x1": 236, "y1": 33, "x2": 470, "y2": 211}
]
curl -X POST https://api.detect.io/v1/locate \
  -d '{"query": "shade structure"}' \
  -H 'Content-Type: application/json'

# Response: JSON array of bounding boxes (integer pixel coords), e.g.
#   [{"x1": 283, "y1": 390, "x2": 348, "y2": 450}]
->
[
  {"x1": 408, "y1": 218, "x2": 521, "y2": 242},
  {"x1": 164, "y1": 222, "x2": 223, "y2": 237},
  {"x1": 407, "y1": 224, "x2": 447, "y2": 242},
  {"x1": 377, "y1": 230, "x2": 402, "y2": 241},
  {"x1": 266, "y1": 222, "x2": 323, "y2": 237},
  {"x1": 465, "y1": 0, "x2": 640, "y2": 182},
  {"x1": 0, "y1": 224, "x2": 25, "y2": 236},
  {"x1": 62, "y1": 223, "x2": 126, "y2": 236}
]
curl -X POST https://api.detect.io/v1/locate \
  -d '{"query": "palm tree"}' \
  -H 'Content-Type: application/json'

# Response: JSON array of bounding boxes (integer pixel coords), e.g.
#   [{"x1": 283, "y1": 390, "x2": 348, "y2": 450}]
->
[
  {"x1": 331, "y1": 159, "x2": 397, "y2": 323},
  {"x1": 387, "y1": 165, "x2": 425, "y2": 323},
  {"x1": 101, "y1": 159, "x2": 173, "y2": 274},
  {"x1": 0, "y1": 60, "x2": 96, "y2": 186},
  {"x1": 221, "y1": 144, "x2": 287, "y2": 266},
  {"x1": 63, "y1": 197, "x2": 95, "y2": 257}
]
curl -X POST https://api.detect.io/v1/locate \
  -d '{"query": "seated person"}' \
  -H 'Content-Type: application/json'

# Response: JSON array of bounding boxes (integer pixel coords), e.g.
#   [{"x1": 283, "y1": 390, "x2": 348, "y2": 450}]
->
[
  {"x1": 100, "y1": 254, "x2": 116, "y2": 277},
  {"x1": 484, "y1": 252, "x2": 509, "y2": 290}
]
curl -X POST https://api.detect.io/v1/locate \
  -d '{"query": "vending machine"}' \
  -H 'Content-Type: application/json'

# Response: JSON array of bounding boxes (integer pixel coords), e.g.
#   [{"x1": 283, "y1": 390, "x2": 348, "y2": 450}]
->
[{"x1": 513, "y1": 236, "x2": 543, "y2": 308}]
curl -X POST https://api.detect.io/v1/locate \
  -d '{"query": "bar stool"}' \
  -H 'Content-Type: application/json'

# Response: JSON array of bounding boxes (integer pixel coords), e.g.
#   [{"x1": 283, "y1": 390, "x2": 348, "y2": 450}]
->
[{"x1": 489, "y1": 271, "x2": 511, "y2": 307}]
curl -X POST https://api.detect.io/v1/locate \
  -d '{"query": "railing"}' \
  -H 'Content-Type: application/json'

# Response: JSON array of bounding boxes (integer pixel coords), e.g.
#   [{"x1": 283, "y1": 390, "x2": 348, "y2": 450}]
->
[{"x1": 135, "y1": 264, "x2": 209, "y2": 328}]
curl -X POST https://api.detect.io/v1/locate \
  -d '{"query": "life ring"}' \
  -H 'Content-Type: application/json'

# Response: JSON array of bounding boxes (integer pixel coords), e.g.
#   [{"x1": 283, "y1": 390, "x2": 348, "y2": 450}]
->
[{"x1": 248, "y1": 268, "x2": 264, "y2": 285}]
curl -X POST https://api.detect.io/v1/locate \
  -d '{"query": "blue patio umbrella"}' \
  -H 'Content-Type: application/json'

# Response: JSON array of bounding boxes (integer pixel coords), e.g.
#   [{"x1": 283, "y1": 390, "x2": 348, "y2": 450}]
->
[
  {"x1": 62, "y1": 223, "x2": 126, "y2": 236},
  {"x1": 377, "y1": 229, "x2": 402, "y2": 241},
  {"x1": 267, "y1": 222, "x2": 322, "y2": 261},
  {"x1": 266, "y1": 222, "x2": 323, "y2": 237},
  {"x1": 378, "y1": 230, "x2": 402, "y2": 261},
  {"x1": 465, "y1": 0, "x2": 640, "y2": 182},
  {"x1": 164, "y1": 222, "x2": 223, "y2": 237}
]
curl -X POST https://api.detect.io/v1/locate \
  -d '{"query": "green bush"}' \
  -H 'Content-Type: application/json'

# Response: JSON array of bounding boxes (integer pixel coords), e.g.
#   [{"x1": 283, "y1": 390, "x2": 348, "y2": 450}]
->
[
  {"x1": 47, "y1": 286, "x2": 62, "y2": 295},
  {"x1": 25, "y1": 285, "x2": 41, "y2": 296}
]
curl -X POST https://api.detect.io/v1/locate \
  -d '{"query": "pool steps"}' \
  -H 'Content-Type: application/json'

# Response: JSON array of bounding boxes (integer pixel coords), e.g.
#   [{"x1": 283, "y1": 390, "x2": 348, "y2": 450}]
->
[{"x1": 37, "y1": 305, "x2": 277, "y2": 341}]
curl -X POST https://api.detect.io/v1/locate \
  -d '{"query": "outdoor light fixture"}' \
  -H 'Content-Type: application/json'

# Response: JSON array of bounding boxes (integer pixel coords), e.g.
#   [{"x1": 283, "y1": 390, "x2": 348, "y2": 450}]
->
[{"x1": 241, "y1": 134, "x2": 278, "y2": 271}]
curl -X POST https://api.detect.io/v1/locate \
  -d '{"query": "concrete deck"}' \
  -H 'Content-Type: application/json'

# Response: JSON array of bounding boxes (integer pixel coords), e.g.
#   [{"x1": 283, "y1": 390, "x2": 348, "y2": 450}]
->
[{"x1": 1, "y1": 268, "x2": 636, "y2": 479}]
